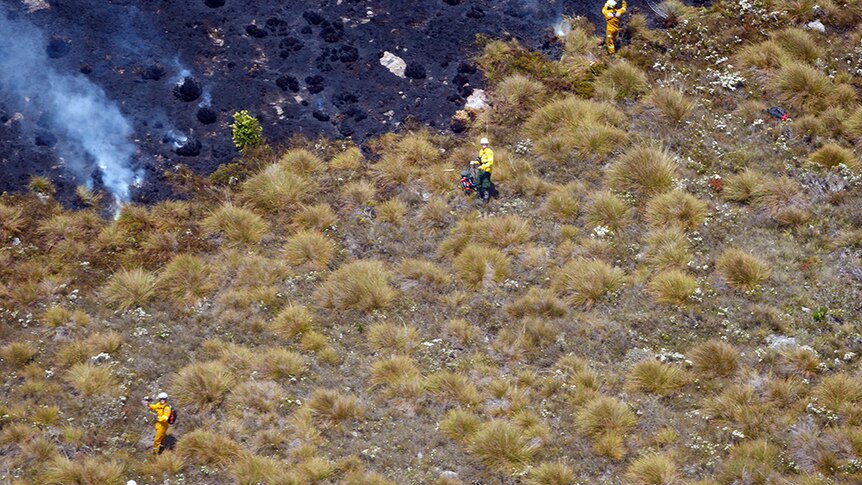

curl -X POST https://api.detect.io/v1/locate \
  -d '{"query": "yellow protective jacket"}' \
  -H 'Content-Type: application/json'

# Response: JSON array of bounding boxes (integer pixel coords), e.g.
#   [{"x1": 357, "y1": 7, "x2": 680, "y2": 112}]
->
[
  {"x1": 602, "y1": 0, "x2": 627, "y2": 32},
  {"x1": 478, "y1": 147, "x2": 494, "y2": 173},
  {"x1": 149, "y1": 401, "x2": 171, "y2": 425}
]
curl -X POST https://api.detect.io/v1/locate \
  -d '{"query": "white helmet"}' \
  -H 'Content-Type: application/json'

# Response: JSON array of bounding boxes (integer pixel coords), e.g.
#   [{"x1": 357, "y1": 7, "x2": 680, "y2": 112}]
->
[
  {"x1": 606, "y1": 0, "x2": 617, "y2": 8},
  {"x1": 157, "y1": 392, "x2": 168, "y2": 400},
  {"x1": 480, "y1": 137, "x2": 489, "y2": 145}
]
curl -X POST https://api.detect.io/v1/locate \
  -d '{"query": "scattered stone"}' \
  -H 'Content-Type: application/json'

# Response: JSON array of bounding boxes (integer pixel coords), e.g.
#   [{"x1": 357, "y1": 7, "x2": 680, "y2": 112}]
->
[
  {"x1": 46, "y1": 36, "x2": 71, "y2": 59},
  {"x1": 405, "y1": 62, "x2": 427, "y2": 79},
  {"x1": 90, "y1": 352, "x2": 111, "y2": 364},
  {"x1": 465, "y1": 89, "x2": 488, "y2": 111},
  {"x1": 196, "y1": 107, "x2": 217, "y2": 125},
  {"x1": 766, "y1": 334, "x2": 797, "y2": 350},
  {"x1": 173, "y1": 76, "x2": 202, "y2": 102},
  {"x1": 23, "y1": 0, "x2": 50, "y2": 12},
  {"x1": 380, "y1": 51, "x2": 407, "y2": 78},
  {"x1": 805, "y1": 20, "x2": 825, "y2": 33}
]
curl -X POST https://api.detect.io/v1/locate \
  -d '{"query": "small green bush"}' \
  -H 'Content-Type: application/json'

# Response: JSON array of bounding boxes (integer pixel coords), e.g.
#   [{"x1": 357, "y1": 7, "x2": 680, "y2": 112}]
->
[{"x1": 231, "y1": 110, "x2": 263, "y2": 151}]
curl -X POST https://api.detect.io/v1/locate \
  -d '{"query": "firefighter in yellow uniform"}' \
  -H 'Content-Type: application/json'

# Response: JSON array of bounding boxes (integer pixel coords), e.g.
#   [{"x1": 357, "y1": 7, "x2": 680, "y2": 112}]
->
[
  {"x1": 470, "y1": 137, "x2": 494, "y2": 204},
  {"x1": 145, "y1": 392, "x2": 171, "y2": 454},
  {"x1": 602, "y1": 0, "x2": 627, "y2": 55}
]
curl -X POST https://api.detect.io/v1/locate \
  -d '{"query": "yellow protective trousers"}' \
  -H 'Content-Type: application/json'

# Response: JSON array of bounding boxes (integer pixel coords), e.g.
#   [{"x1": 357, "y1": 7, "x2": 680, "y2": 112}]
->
[{"x1": 153, "y1": 422, "x2": 169, "y2": 453}]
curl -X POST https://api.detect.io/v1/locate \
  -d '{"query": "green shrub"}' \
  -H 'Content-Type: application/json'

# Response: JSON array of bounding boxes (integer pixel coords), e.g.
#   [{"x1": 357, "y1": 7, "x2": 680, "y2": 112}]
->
[{"x1": 231, "y1": 110, "x2": 263, "y2": 151}]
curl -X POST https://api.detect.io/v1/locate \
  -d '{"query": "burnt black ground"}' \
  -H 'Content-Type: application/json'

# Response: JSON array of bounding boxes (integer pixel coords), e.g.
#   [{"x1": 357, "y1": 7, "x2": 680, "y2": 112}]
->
[{"x1": 0, "y1": 0, "x2": 687, "y2": 204}]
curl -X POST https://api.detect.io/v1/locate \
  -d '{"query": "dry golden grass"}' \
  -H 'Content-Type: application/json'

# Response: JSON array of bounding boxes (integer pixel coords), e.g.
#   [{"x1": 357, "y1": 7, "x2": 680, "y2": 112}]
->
[
  {"x1": 723, "y1": 169, "x2": 763, "y2": 203},
  {"x1": 813, "y1": 373, "x2": 862, "y2": 419},
  {"x1": 543, "y1": 183, "x2": 581, "y2": 222},
  {"x1": 772, "y1": 27, "x2": 822, "y2": 64},
  {"x1": 283, "y1": 230, "x2": 336, "y2": 269},
  {"x1": 552, "y1": 257, "x2": 625, "y2": 306},
  {"x1": 0, "y1": 203, "x2": 25, "y2": 241},
  {"x1": 241, "y1": 163, "x2": 309, "y2": 213},
  {"x1": 527, "y1": 462, "x2": 575, "y2": 485},
  {"x1": 523, "y1": 96, "x2": 626, "y2": 161},
  {"x1": 475, "y1": 215, "x2": 532, "y2": 249},
  {"x1": 171, "y1": 360, "x2": 235, "y2": 411},
  {"x1": 647, "y1": 269, "x2": 698, "y2": 305},
  {"x1": 330, "y1": 146, "x2": 364, "y2": 170},
  {"x1": 494, "y1": 73, "x2": 548, "y2": 123},
  {"x1": 807, "y1": 143, "x2": 859, "y2": 171},
  {"x1": 340, "y1": 180, "x2": 377, "y2": 208},
  {"x1": 261, "y1": 348, "x2": 306, "y2": 380},
  {"x1": 645, "y1": 228, "x2": 691, "y2": 271},
  {"x1": 398, "y1": 258, "x2": 451, "y2": 286},
  {"x1": 466, "y1": 419, "x2": 539, "y2": 474},
  {"x1": 627, "y1": 360, "x2": 687, "y2": 395},
  {"x1": 292, "y1": 203, "x2": 336, "y2": 231},
  {"x1": 439, "y1": 408, "x2": 481, "y2": 442},
  {"x1": 367, "y1": 322, "x2": 419, "y2": 355},
  {"x1": 453, "y1": 244, "x2": 510, "y2": 287},
  {"x1": 370, "y1": 355, "x2": 422, "y2": 399},
  {"x1": 393, "y1": 132, "x2": 440, "y2": 166},
  {"x1": 595, "y1": 60, "x2": 648, "y2": 100},
  {"x1": 505, "y1": 287, "x2": 567, "y2": 319},
  {"x1": 376, "y1": 197, "x2": 408, "y2": 225},
  {"x1": 317, "y1": 260, "x2": 395, "y2": 311},
  {"x1": 202, "y1": 204, "x2": 269, "y2": 245},
  {"x1": 585, "y1": 191, "x2": 632, "y2": 231},
  {"x1": 176, "y1": 429, "x2": 243, "y2": 467},
  {"x1": 843, "y1": 105, "x2": 862, "y2": 140},
  {"x1": 767, "y1": 62, "x2": 834, "y2": 111},
  {"x1": 280, "y1": 148, "x2": 324, "y2": 174},
  {"x1": 226, "y1": 380, "x2": 286, "y2": 414},
  {"x1": 716, "y1": 248, "x2": 771, "y2": 291},
  {"x1": 424, "y1": 371, "x2": 481, "y2": 406},
  {"x1": 626, "y1": 453, "x2": 678, "y2": 485},
  {"x1": 157, "y1": 253, "x2": 216, "y2": 307},
  {"x1": 575, "y1": 396, "x2": 637, "y2": 459},
  {"x1": 102, "y1": 267, "x2": 156, "y2": 310},
  {"x1": 231, "y1": 454, "x2": 291, "y2": 485},
  {"x1": 607, "y1": 146, "x2": 678, "y2": 197},
  {"x1": 270, "y1": 303, "x2": 314, "y2": 340},
  {"x1": 719, "y1": 440, "x2": 780, "y2": 484},
  {"x1": 646, "y1": 87, "x2": 694, "y2": 124},
  {"x1": 690, "y1": 340, "x2": 739, "y2": 377},
  {"x1": 42, "y1": 456, "x2": 124, "y2": 485},
  {"x1": 66, "y1": 363, "x2": 118, "y2": 396},
  {"x1": 445, "y1": 318, "x2": 481, "y2": 346},
  {"x1": 1, "y1": 341, "x2": 38, "y2": 368},
  {"x1": 307, "y1": 388, "x2": 363, "y2": 425},
  {"x1": 645, "y1": 191, "x2": 707, "y2": 231},
  {"x1": 737, "y1": 40, "x2": 788, "y2": 70}
]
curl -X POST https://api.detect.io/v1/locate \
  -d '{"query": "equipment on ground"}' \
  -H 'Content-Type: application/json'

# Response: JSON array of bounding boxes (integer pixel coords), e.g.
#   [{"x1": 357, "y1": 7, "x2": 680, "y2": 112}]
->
[{"x1": 767, "y1": 107, "x2": 789, "y2": 121}]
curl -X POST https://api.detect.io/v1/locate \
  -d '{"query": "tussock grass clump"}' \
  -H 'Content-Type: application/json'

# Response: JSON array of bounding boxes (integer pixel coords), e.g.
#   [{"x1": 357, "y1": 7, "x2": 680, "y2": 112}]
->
[
  {"x1": 523, "y1": 96, "x2": 626, "y2": 161},
  {"x1": 543, "y1": 183, "x2": 581, "y2": 222},
  {"x1": 370, "y1": 355, "x2": 422, "y2": 399},
  {"x1": 202, "y1": 204, "x2": 269, "y2": 245},
  {"x1": 585, "y1": 191, "x2": 632, "y2": 231},
  {"x1": 157, "y1": 254, "x2": 216, "y2": 306},
  {"x1": 552, "y1": 258, "x2": 625, "y2": 306},
  {"x1": 376, "y1": 198, "x2": 408, "y2": 225},
  {"x1": 424, "y1": 371, "x2": 481, "y2": 406},
  {"x1": 807, "y1": 143, "x2": 859, "y2": 171},
  {"x1": 262, "y1": 348, "x2": 306, "y2": 379},
  {"x1": 690, "y1": 340, "x2": 739, "y2": 377},
  {"x1": 445, "y1": 318, "x2": 481, "y2": 346},
  {"x1": 626, "y1": 453, "x2": 678, "y2": 485},
  {"x1": 645, "y1": 191, "x2": 707, "y2": 231},
  {"x1": 607, "y1": 147, "x2": 678, "y2": 197},
  {"x1": 171, "y1": 360, "x2": 235, "y2": 411},
  {"x1": 102, "y1": 267, "x2": 156, "y2": 310},
  {"x1": 737, "y1": 40, "x2": 788, "y2": 70},
  {"x1": 419, "y1": 197, "x2": 451, "y2": 226},
  {"x1": 648, "y1": 270, "x2": 698, "y2": 305},
  {"x1": 627, "y1": 360, "x2": 687, "y2": 395},
  {"x1": 279, "y1": 148, "x2": 324, "y2": 174},
  {"x1": 393, "y1": 132, "x2": 440, "y2": 166},
  {"x1": 177, "y1": 429, "x2": 243, "y2": 467},
  {"x1": 0, "y1": 203, "x2": 25, "y2": 241},
  {"x1": 527, "y1": 462, "x2": 575, "y2": 485},
  {"x1": 367, "y1": 322, "x2": 419, "y2": 355},
  {"x1": 241, "y1": 163, "x2": 309, "y2": 211},
  {"x1": 505, "y1": 288, "x2": 567, "y2": 319},
  {"x1": 646, "y1": 87, "x2": 694, "y2": 124},
  {"x1": 595, "y1": 60, "x2": 648, "y2": 100},
  {"x1": 1, "y1": 342, "x2": 38, "y2": 368},
  {"x1": 307, "y1": 389, "x2": 363, "y2": 425},
  {"x1": 293, "y1": 203, "x2": 336, "y2": 231},
  {"x1": 767, "y1": 62, "x2": 834, "y2": 111},
  {"x1": 330, "y1": 146, "x2": 364, "y2": 170},
  {"x1": 340, "y1": 180, "x2": 377, "y2": 208},
  {"x1": 466, "y1": 419, "x2": 540, "y2": 474},
  {"x1": 453, "y1": 244, "x2": 510, "y2": 287},
  {"x1": 575, "y1": 396, "x2": 637, "y2": 459},
  {"x1": 439, "y1": 408, "x2": 482, "y2": 442},
  {"x1": 227, "y1": 380, "x2": 286, "y2": 414},
  {"x1": 645, "y1": 228, "x2": 691, "y2": 271},
  {"x1": 719, "y1": 440, "x2": 780, "y2": 484},
  {"x1": 716, "y1": 249, "x2": 771, "y2": 291},
  {"x1": 843, "y1": 105, "x2": 862, "y2": 140},
  {"x1": 772, "y1": 28, "x2": 822, "y2": 64},
  {"x1": 317, "y1": 260, "x2": 395, "y2": 311},
  {"x1": 813, "y1": 373, "x2": 862, "y2": 420},
  {"x1": 723, "y1": 169, "x2": 763, "y2": 203},
  {"x1": 753, "y1": 176, "x2": 803, "y2": 217},
  {"x1": 66, "y1": 363, "x2": 118, "y2": 396},
  {"x1": 231, "y1": 454, "x2": 291, "y2": 485},
  {"x1": 476, "y1": 215, "x2": 531, "y2": 249},
  {"x1": 270, "y1": 303, "x2": 314, "y2": 340},
  {"x1": 493, "y1": 73, "x2": 548, "y2": 123},
  {"x1": 283, "y1": 230, "x2": 336, "y2": 269},
  {"x1": 398, "y1": 258, "x2": 451, "y2": 286},
  {"x1": 43, "y1": 456, "x2": 124, "y2": 485}
]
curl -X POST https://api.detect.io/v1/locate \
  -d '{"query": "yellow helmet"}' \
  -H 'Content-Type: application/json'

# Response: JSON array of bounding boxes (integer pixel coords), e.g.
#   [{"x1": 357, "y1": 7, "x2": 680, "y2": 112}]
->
[{"x1": 605, "y1": 0, "x2": 617, "y2": 8}]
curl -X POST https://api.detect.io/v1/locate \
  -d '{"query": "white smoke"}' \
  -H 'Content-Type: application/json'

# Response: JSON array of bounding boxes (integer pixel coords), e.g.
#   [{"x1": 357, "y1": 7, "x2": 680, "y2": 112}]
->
[{"x1": 0, "y1": 7, "x2": 141, "y2": 205}]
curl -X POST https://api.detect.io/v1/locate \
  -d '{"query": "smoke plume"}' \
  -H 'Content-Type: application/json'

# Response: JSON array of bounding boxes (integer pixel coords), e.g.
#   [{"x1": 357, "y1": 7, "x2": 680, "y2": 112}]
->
[{"x1": 0, "y1": 7, "x2": 141, "y2": 204}]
